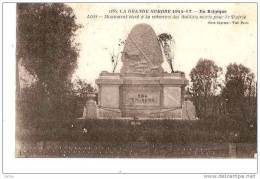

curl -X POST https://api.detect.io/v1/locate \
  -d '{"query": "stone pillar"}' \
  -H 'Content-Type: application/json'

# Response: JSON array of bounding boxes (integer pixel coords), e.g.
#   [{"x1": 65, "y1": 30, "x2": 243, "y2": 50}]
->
[
  {"x1": 182, "y1": 100, "x2": 197, "y2": 120},
  {"x1": 82, "y1": 93, "x2": 97, "y2": 119},
  {"x1": 229, "y1": 143, "x2": 237, "y2": 158},
  {"x1": 95, "y1": 72, "x2": 123, "y2": 118}
]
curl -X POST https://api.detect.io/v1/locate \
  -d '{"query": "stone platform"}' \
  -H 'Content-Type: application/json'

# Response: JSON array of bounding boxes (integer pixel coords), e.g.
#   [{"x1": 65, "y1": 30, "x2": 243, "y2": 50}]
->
[{"x1": 96, "y1": 71, "x2": 188, "y2": 119}]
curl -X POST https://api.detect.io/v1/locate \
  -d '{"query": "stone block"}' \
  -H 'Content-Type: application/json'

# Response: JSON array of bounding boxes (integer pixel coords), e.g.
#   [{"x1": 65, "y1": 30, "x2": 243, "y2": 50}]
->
[
  {"x1": 100, "y1": 85, "x2": 120, "y2": 108},
  {"x1": 97, "y1": 107, "x2": 122, "y2": 119},
  {"x1": 163, "y1": 86, "x2": 181, "y2": 108}
]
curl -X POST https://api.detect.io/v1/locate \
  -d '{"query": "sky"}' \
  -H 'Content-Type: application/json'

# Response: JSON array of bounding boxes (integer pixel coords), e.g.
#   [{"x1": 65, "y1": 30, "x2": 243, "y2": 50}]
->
[{"x1": 68, "y1": 3, "x2": 257, "y2": 85}]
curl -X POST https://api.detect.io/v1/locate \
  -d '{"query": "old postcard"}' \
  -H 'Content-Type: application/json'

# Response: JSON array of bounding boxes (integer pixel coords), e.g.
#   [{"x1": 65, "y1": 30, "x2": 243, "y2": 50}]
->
[{"x1": 2, "y1": 1, "x2": 258, "y2": 175}]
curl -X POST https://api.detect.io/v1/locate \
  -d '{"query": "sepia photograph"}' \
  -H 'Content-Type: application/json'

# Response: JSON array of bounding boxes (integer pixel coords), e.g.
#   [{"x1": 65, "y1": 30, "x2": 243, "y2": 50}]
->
[{"x1": 13, "y1": 2, "x2": 257, "y2": 160}]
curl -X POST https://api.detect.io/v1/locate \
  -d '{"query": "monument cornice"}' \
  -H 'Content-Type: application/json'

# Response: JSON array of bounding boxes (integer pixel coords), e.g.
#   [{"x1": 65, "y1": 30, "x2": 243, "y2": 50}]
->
[
  {"x1": 95, "y1": 78, "x2": 123, "y2": 85},
  {"x1": 96, "y1": 76, "x2": 188, "y2": 85}
]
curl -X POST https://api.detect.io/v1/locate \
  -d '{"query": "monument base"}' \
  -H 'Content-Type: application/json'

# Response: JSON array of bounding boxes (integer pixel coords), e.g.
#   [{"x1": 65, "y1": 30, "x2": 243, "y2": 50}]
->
[
  {"x1": 95, "y1": 71, "x2": 196, "y2": 120},
  {"x1": 97, "y1": 107, "x2": 122, "y2": 119}
]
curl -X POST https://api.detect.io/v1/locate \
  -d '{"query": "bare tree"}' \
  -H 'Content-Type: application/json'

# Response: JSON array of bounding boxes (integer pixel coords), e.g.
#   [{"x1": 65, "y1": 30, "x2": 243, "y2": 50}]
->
[
  {"x1": 158, "y1": 33, "x2": 175, "y2": 73},
  {"x1": 105, "y1": 39, "x2": 125, "y2": 73}
]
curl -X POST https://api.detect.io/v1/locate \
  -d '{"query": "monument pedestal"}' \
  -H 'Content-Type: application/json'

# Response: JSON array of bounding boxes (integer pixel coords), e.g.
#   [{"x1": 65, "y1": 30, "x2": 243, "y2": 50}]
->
[
  {"x1": 96, "y1": 71, "x2": 188, "y2": 119},
  {"x1": 95, "y1": 23, "x2": 196, "y2": 120}
]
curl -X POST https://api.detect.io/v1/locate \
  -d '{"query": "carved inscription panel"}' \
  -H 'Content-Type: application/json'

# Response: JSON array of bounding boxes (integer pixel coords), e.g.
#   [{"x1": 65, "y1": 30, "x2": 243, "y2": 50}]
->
[{"x1": 123, "y1": 86, "x2": 160, "y2": 107}]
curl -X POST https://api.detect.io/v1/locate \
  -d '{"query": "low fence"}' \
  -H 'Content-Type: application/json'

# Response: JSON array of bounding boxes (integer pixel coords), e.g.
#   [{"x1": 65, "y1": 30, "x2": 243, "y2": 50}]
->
[{"x1": 16, "y1": 141, "x2": 256, "y2": 158}]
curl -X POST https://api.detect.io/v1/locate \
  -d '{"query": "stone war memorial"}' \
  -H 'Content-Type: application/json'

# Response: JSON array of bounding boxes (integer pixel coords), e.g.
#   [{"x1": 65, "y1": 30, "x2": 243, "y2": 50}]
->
[{"x1": 93, "y1": 23, "x2": 196, "y2": 120}]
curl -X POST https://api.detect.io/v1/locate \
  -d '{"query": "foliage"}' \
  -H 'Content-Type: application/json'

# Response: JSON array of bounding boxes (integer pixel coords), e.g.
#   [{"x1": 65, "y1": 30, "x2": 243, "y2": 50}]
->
[
  {"x1": 16, "y1": 3, "x2": 82, "y2": 121},
  {"x1": 17, "y1": 82, "x2": 49, "y2": 120},
  {"x1": 17, "y1": 118, "x2": 256, "y2": 145},
  {"x1": 190, "y1": 59, "x2": 223, "y2": 119},
  {"x1": 223, "y1": 63, "x2": 255, "y2": 98},
  {"x1": 158, "y1": 33, "x2": 175, "y2": 73},
  {"x1": 17, "y1": 3, "x2": 81, "y2": 95},
  {"x1": 222, "y1": 63, "x2": 256, "y2": 124},
  {"x1": 17, "y1": 81, "x2": 78, "y2": 121},
  {"x1": 73, "y1": 78, "x2": 95, "y2": 99}
]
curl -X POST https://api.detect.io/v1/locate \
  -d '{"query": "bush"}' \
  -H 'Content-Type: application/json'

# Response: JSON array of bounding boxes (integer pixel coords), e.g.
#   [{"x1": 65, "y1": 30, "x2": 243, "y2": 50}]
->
[{"x1": 16, "y1": 118, "x2": 256, "y2": 145}]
